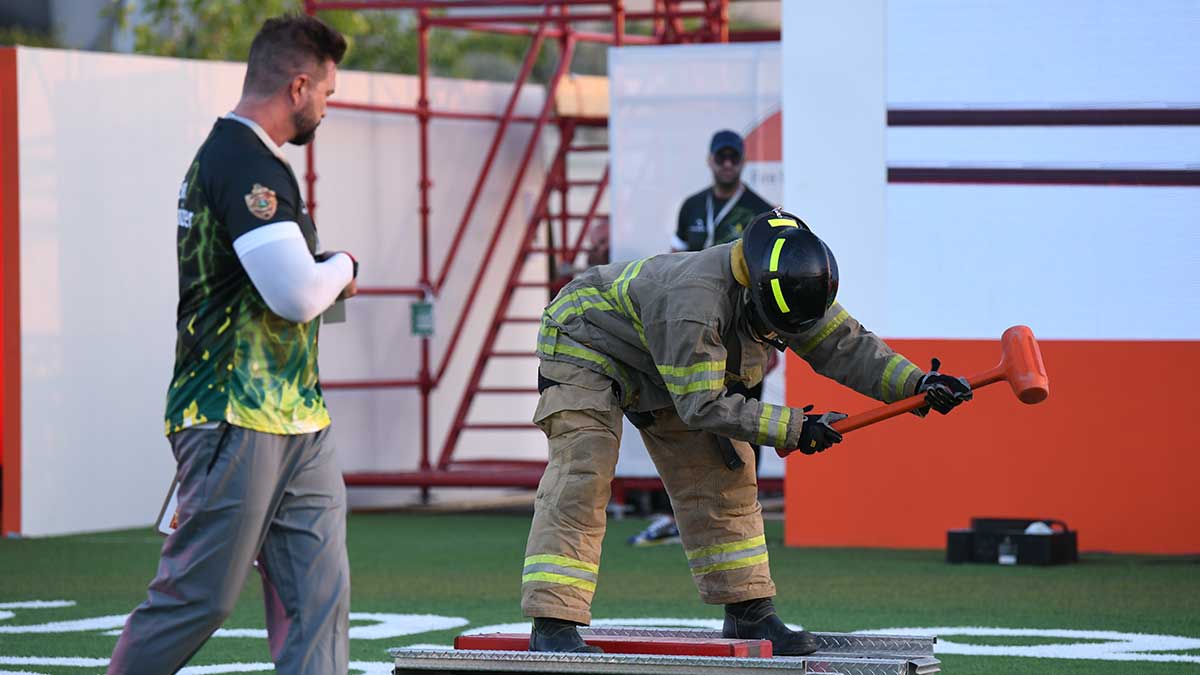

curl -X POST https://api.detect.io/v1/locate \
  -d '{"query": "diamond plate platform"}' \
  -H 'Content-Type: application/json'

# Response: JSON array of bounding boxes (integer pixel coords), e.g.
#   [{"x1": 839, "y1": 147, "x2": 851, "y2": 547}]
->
[
  {"x1": 393, "y1": 636, "x2": 940, "y2": 675},
  {"x1": 580, "y1": 628, "x2": 936, "y2": 659}
]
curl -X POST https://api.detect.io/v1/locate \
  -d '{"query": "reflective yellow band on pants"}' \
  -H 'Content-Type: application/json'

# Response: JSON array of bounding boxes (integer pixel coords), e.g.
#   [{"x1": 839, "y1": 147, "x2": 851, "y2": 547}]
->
[
  {"x1": 686, "y1": 535, "x2": 769, "y2": 577},
  {"x1": 522, "y1": 554, "x2": 599, "y2": 592}
]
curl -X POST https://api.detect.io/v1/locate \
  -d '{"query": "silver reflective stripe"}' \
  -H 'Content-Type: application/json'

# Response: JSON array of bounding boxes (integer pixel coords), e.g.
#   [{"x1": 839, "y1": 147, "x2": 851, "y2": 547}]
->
[
  {"x1": 881, "y1": 355, "x2": 919, "y2": 403},
  {"x1": 687, "y1": 544, "x2": 769, "y2": 571},
  {"x1": 522, "y1": 563, "x2": 599, "y2": 584}
]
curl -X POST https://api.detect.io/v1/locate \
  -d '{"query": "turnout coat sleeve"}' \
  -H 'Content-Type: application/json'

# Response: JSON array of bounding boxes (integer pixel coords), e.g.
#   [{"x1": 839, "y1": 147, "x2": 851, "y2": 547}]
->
[
  {"x1": 641, "y1": 291, "x2": 806, "y2": 450},
  {"x1": 788, "y1": 302, "x2": 926, "y2": 404}
]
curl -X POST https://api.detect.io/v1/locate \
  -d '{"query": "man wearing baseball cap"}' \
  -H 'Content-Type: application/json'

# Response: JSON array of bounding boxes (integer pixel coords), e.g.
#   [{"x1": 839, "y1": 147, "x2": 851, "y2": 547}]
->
[
  {"x1": 672, "y1": 129, "x2": 773, "y2": 252},
  {"x1": 630, "y1": 130, "x2": 776, "y2": 547}
]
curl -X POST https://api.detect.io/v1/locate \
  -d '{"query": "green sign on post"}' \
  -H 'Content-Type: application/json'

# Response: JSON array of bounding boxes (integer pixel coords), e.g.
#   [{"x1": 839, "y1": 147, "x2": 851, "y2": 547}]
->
[{"x1": 411, "y1": 299, "x2": 434, "y2": 337}]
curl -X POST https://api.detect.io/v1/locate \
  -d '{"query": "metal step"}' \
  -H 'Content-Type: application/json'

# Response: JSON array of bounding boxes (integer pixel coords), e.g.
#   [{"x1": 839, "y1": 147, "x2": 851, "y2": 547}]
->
[
  {"x1": 393, "y1": 629, "x2": 940, "y2": 675},
  {"x1": 581, "y1": 628, "x2": 936, "y2": 659},
  {"x1": 391, "y1": 648, "x2": 939, "y2": 675}
]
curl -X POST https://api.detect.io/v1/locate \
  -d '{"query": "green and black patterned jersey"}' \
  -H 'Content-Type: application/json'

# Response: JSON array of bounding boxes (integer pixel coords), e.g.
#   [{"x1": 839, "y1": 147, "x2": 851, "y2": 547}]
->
[
  {"x1": 165, "y1": 117, "x2": 330, "y2": 436},
  {"x1": 674, "y1": 184, "x2": 772, "y2": 251}
]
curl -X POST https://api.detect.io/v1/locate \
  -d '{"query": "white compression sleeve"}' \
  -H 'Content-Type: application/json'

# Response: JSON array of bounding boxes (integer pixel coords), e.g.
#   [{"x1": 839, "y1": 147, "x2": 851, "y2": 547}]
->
[{"x1": 233, "y1": 222, "x2": 353, "y2": 323}]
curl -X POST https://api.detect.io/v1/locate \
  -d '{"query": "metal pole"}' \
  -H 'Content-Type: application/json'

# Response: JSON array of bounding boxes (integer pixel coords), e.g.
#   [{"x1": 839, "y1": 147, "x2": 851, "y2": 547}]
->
[
  {"x1": 614, "y1": 0, "x2": 625, "y2": 46},
  {"x1": 717, "y1": 0, "x2": 729, "y2": 43},
  {"x1": 417, "y1": 8, "x2": 433, "y2": 501},
  {"x1": 305, "y1": 142, "x2": 317, "y2": 221}
]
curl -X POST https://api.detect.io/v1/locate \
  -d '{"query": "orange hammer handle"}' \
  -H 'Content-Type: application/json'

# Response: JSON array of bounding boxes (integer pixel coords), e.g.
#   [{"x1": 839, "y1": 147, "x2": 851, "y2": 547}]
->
[{"x1": 828, "y1": 364, "x2": 1007, "y2": 435}]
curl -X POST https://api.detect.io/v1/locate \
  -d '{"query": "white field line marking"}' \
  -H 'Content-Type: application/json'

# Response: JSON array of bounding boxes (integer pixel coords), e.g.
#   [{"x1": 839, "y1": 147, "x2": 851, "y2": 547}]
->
[
  {"x1": 860, "y1": 626, "x2": 1200, "y2": 663},
  {"x1": 0, "y1": 602, "x2": 73, "y2": 610},
  {"x1": 0, "y1": 614, "x2": 127, "y2": 634},
  {"x1": 0, "y1": 656, "x2": 108, "y2": 667}
]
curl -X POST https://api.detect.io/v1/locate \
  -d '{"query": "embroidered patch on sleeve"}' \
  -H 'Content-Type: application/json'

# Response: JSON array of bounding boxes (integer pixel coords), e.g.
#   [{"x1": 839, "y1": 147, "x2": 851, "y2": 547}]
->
[{"x1": 244, "y1": 183, "x2": 278, "y2": 220}]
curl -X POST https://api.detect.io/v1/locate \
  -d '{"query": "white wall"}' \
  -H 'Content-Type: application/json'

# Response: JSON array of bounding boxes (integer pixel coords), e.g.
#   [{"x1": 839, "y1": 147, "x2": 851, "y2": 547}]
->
[
  {"x1": 15, "y1": 47, "x2": 548, "y2": 535},
  {"x1": 782, "y1": 1, "x2": 1200, "y2": 341},
  {"x1": 782, "y1": 1, "x2": 888, "y2": 327}
]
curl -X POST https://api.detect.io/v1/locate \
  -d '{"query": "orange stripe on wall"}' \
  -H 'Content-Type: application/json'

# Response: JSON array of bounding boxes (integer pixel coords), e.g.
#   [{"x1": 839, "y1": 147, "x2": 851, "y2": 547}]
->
[
  {"x1": 784, "y1": 338, "x2": 1200, "y2": 555},
  {"x1": 0, "y1": 47, "x2": 19, "y2": 537}
]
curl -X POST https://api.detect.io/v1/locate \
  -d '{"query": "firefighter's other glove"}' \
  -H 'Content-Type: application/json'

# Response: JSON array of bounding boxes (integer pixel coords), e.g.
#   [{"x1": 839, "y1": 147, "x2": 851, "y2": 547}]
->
[
  {"x1": 796, "y1": 405, "x2": 847, "y2": 455},
  {"x1": 915, "y1": 358, "x2": 973, "y2": 416}
]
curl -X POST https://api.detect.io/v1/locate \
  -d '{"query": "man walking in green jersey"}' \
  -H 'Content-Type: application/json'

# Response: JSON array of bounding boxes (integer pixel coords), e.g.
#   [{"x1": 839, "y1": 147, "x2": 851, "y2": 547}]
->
[{"x1": 108, "y1": 15, "x2": 358, "y2": 675}]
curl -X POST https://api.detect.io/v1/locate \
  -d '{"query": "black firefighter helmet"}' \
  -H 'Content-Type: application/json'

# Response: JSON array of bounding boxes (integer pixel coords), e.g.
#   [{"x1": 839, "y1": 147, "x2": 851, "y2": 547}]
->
[{"x1": 741, "y1": 209, "x2": 839, "y2": 344}]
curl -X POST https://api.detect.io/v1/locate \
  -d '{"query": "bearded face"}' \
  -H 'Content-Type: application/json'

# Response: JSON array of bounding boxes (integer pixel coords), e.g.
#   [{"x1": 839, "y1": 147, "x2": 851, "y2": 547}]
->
[{"x1": 288, "y1": 103, "x2": 320, "y2": 146}]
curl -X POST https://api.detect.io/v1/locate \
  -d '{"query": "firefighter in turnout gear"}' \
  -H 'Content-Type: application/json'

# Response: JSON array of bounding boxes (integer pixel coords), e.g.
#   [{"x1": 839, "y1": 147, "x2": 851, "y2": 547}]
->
[{"x1": 522, "y1": 210, "x2": 974, "y2": 655}]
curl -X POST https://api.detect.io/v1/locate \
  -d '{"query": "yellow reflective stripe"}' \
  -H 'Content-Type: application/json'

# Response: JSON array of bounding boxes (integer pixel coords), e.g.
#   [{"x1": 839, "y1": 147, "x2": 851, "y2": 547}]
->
[
  {"x1": 554, "y1": 344, "x2": 618, "y2": 378},
  {"x1": 602, "y1": 260, "x2": 639, "y2": 309},
  {"x1": 880, "y1": 354, "x2": 905, "y2": 402},
  {"x1": 549, "y1": 287, "x2": 612, "y2": 321},
  {"x1": 555, "y1": 298, "x2": 616, "y2": 322},
  {"x1": 768, "y1": 218, "x2": 798, "y2": 228},
  {"x1": 768, "y1": 239, "x2": 791, "y2": 314},
  {"x1": 523, "y1": 554, "x2": 599, "y2": 573},
  {"x1": 756, "y1": 406, "x2": 772, "y2": 445},
  {"x1": 619, "y1": 258, "x2": 649, "y2": 346},
  {"x1": 657, "y1": 361, "x2": 726, "y2": 379},
  {"x1": 687, "y1": 535, "x2": 768, "y2": 561},
  {"x1": 521, "y1": 572, "x2": 597, "y2": 592},
  {"x1": 216, "y1": 316, "x2": 231, "y2": 335},
  {"x1": 691, "y1": 552, "x2": 770, "y2": 577},
  {"x1": 619, "y1": 258, "x2": 647, "y2": 316},
  {"x1": 894, "y1": 362, "x2": 919, "y2": 399},
  {"x1": 770, "y1": 278, "x2": 791, "y2": 314},
  {"x1": 663, "y1": 379, "x2": 725, "y2": 395},
  {"x1": 768, "y1": 238, "x2": 785, "y2": 272},
  {"x1": 793, "y1": 307, "x2": 849, "y2": 356},
  {"x1": 775, "y1": 406, "x2": 791, "y2": 447}
]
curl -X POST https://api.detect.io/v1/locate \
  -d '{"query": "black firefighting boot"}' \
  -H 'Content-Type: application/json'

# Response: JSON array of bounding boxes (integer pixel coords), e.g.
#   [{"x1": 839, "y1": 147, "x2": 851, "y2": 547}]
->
[
  {"x1": 529, "y1": 617, "x2": 604, "y2": 654},
  {"x1": 722, "y1": 598, "x2": 820, "y2": 656}
]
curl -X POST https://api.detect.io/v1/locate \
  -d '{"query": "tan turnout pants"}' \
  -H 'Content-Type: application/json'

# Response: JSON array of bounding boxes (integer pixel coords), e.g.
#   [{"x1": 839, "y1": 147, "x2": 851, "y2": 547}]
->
[{"x1": 521, "y1": 362, "x2": 775, "y2": 624}]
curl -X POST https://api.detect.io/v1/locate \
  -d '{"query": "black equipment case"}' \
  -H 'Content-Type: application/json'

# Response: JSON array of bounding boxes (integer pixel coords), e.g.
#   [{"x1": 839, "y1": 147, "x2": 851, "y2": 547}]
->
[{"x1": 947, "y1": 517, "x2": 1078, "y2": 566}]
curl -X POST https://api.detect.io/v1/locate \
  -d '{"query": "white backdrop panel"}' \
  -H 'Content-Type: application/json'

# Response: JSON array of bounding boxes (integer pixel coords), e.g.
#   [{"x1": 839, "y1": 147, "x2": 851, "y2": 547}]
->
[
  {"x1": 889, "y1": 127, "x2": 1200, "y2": 169},
  {"x1": 886, "y1": 185, "x2": 1200, "y2": 340},
  {"x1": 888, "y1": 0, "x2": 1200, "y2": 106},
  {"x1": 608, "y1": 43, "x2": 786, "y2": 478},
  {"x1": 16, "y1": 46, "x2": 548, "y2": 535}
]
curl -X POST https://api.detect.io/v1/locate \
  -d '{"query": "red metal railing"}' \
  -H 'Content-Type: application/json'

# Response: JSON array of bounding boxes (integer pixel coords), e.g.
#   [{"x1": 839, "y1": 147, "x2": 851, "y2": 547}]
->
[{"x1": 303, "y1": 0, "x2": 738, "y2": 491}]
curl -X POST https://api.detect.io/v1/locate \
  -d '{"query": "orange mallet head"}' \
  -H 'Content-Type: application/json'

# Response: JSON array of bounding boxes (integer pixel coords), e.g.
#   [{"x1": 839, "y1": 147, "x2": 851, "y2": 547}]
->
[{"x1": 975, "y1": 325, "x2": 1050, "y2": 404}]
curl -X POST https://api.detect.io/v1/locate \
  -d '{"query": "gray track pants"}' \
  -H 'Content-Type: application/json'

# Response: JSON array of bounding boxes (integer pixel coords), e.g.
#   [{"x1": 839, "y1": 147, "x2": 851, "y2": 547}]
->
[{"x1": 107, "y1": 423, "x2": 350, "y2": 674}]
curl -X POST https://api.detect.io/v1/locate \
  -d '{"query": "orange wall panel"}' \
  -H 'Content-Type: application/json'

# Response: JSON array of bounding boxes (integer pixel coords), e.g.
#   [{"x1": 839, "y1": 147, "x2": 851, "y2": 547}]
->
[{"x1": 784, "y1": 339, "x2": 1200, "y2": 554}]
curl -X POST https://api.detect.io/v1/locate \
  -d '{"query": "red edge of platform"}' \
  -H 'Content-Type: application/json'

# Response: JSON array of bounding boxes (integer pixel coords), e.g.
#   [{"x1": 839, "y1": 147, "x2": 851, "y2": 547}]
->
[{"x1": 454, "y1": 633, "x2": 773, "y2": 658}]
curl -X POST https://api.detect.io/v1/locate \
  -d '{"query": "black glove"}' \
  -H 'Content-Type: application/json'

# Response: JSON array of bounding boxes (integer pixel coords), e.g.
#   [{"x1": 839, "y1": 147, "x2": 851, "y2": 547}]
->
[
  {"x1": 797, "y1": 404, "x2": 848, "y2": 455},
  {"x1": 915, "y1": 358, "x2": 973, "y2": 415}
]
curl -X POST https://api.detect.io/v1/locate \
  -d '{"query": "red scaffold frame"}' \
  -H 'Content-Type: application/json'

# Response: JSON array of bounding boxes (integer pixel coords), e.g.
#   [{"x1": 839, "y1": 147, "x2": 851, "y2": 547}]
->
[{"x1": 302, "y1": 0, "x2": 782, "y2": 495}]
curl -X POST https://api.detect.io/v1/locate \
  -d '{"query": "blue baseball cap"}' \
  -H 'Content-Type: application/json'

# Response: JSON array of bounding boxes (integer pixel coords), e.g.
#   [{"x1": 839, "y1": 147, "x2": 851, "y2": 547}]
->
[{"x1": 709, "y1": 129, "x2": 744, "y2": 156}]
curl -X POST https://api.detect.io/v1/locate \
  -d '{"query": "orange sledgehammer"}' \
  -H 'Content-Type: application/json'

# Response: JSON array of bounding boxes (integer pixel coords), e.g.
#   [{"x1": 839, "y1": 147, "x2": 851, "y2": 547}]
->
[{"x1": 777, "y1": 325, "x2": 1049, "y2": 456}]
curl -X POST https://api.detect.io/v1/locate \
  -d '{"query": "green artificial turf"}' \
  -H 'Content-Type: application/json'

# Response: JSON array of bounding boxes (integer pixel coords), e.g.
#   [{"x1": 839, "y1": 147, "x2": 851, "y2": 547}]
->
[{"x1": 1, "y1": 512, "x2": 1197, "y2": 674}]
